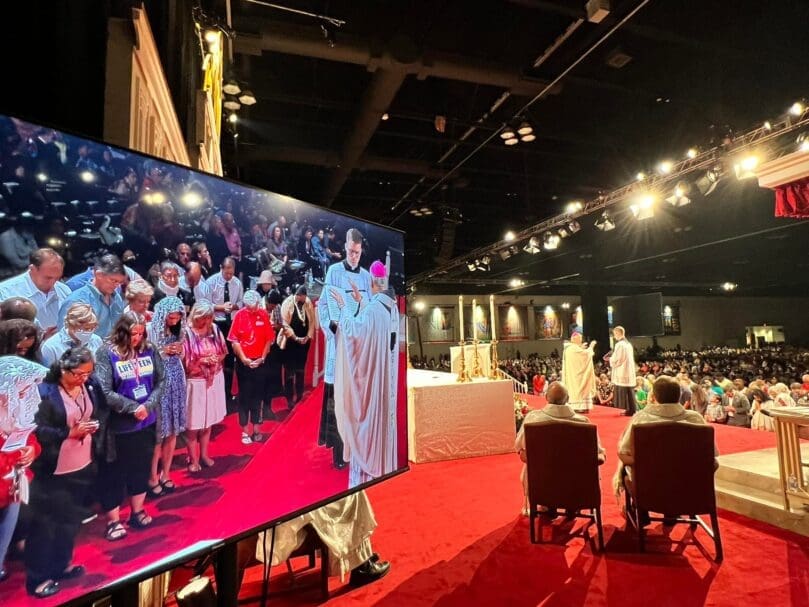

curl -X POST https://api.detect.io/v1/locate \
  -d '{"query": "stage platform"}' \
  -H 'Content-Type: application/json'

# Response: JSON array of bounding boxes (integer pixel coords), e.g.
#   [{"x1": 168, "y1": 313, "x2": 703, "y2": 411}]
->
[
  {"x1": 716, "y1": 443, "x2": 809, "y2": 537},
  {"x1": 407, "y1": 369, "x2": 515, "y2": 463}
]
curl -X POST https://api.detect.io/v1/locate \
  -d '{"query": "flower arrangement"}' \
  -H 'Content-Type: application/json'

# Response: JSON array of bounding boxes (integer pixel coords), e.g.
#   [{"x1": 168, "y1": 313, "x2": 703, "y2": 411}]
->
[{"x1": 514, "y1": 394, "x2": 531, "y2": 432}]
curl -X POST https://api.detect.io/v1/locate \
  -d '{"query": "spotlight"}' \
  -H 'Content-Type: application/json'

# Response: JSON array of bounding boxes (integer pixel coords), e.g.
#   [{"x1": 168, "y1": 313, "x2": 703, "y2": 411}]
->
[
  {"x1": 414, "y1": 301, "x2": 426, "y2": 312},
  {"x1": 523, "y1": 237, "x2": 541, "y2": 254},
  {"x1": 567, "y1": 220, "x2": 581, "y2": 233},
  {"x1": 501, "y1": 126, "x2": 516, "y2": 140},
  {"x1": 223, "y1": 97, "x2": 241, "y2": 111},
  {"x1": 381, "y1": 113, "x2": 389, "y2": 121},
  {"x1": 630, "y1": 193, "x2": 655, "y2": 219},
  {"x1": 228, "y1": 113, "x2": 238, "y2": 124},
  {"x1": 565, "y1": 201, "x2": 583, "y2": 214},
  {"x1": 543, "y1": 232, "x2": 560, "y2": 250},
  {"x1": 657, "y1": 160, "x2": 674, "y2": 175},
  {"x1": 204, "y1": 29, "x2": 219, "y2": 44},
  {"x1": 789, "y1": 102, "x2": 804, "y2": 117},
  {"x1": 721, "y1": 282, "x2": 737, "y2": 291},
  {"x1": 520, "y1": 133, "x2": 536, "y2": 142},
  {"x1": 594, "y1": 211, "x2": 615, "y2": 231},
  {"x1": 181, "y1": 191, "x2": 203, "y2": 208},
  {"x1": 35, "y1": 172, "x2": 48, "y2": 182},
  {"x1": 561, "y1": 302, "x2": 570, "y2": 309},
  {"x1": 517, "y1": 122, "x2": 533, "y2": 135},
  {"x1": 504, "y1": 137, "x2": 519, "y2": 146},
  {"x1": 143, "y1": 191, "x2": 167, "y2": 205},
  {"x1": 799, "y1": 132, "x2": 809, "y2": 152},
  {"x1": 695, "y1": 169, "x2": 720, "y2": 196},
  {"x1": 686, "y1": 148, "x2": 698, "y2": 159},
  {"x1": 223, "y1": 80, "x2": 241, "y2": 96},
  {"x1": 636, "y1": 172, "x2": 646, "y2": 182},
  {"x1": 504, "y1": 230, "x2": 516, "y2": 241},
  {"x1": 509, "y1": 278, "x2": 525, "y2": 288},
  {"x1": 665, "y1": 181, "x2": 691, "y2": 206},
  {"x1": 558, "y1": 226, "x2": 570, "y2": 239},
  {"x1": 763, "y1": 121, "x2": 773, "y2": 131},
  {"x1": 733, "y1": 154, "x2": 759, "y2": 179},
  {"x1": 79, "y1": 170, "x2": 95, "y2": 183},
  {"x1": 238, "y1": 90, "x2": 257, "y2": 106},
  {"x1": 467, "y1": 260, "x2": 477, "y2": 271}
]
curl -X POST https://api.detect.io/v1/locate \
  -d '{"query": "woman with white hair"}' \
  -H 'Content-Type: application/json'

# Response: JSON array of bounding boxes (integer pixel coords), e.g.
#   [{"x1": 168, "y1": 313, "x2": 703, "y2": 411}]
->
[
  {"x1": 0, "y1": 357, "x2": 47, "y2": 584},
  {"x1": 39, "y1": 303, "x2": 103, "y2": 366},
  {"x1": 228, "y1": 290, "x2": 274, "y2": 444},
  {"x1": 124, "y1": 279, "x2": 155, "y2": 323},
  {"x1": 183, "y1": 300, "x2": 227, "y2": 472}
]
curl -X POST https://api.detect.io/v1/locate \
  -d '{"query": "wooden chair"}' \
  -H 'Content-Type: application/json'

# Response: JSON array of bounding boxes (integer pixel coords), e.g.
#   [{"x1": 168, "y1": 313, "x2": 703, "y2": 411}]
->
[
  {"x1": 524, "y1": 422, "x2": 604, "y2": 551},
  {"x1": 623, "y1": 423, "x2": 723, "y2": 562}
]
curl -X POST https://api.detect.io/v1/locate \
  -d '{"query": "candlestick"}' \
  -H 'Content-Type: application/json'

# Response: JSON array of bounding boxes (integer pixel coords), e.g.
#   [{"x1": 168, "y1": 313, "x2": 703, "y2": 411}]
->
[
  {"x1": 456, "y1": 339, "x2": 471, "y2": 382},
  {"x1": 471, "y1": 338, "x2": 484, "y2": 378},
  {"x1": 472, "y1": 299, "x2": 478, "y2": 341},
  {"x1": 458, "y1": 295, "x2": 464, "y2": 342},
  {"x1": 489, "y1": 295, "x2": 496, "y2": 341},
  {"x1": 489, "y1": 339, "x2": 500, "y2": 380}
]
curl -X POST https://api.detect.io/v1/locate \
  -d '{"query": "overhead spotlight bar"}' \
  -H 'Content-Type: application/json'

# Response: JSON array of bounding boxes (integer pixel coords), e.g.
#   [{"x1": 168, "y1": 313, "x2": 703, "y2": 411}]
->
[{"x1": 407, "y1": 93, "x2": 809, "y2": 288}]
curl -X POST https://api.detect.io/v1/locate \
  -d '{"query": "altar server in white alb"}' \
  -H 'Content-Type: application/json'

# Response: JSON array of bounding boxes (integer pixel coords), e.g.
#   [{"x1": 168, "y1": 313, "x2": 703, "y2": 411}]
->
[
  {"x1": 316, "y1": 228, "x2": 372, "y2": 469},
  {"x1": 332, "y1": 260, "x2": 399, "y2": 489},
  {"x1": 560, "y1": 331, "x2": 597, "y2": 412}
]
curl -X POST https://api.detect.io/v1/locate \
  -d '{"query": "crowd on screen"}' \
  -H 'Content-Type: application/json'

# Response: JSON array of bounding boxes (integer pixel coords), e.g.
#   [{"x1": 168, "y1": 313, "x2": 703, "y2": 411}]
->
[
  {"x1": 496, "y1": 344, "x2": 809, "y2": 430},
  {"x1": 0, "y1": 118, "x2": 404, "y2": 598}
]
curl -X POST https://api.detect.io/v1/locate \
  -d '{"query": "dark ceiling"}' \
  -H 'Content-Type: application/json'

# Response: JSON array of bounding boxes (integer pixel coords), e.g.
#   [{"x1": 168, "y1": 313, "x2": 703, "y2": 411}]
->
[{"x1": 221, "y1": 0, "x2": 809, "y2": 294}]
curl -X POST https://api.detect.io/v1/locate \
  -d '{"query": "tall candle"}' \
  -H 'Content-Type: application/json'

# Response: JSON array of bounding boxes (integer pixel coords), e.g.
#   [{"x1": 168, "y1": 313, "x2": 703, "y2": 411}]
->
[
  {"x1": 472, "y1": 299, "x2": 478, "y2": 340},
  {"x1": 490, "y1": 294, "x2": 497, "y2": 341},
  {"x1": 458, "y1": 295, "x2": 464, "y2": 342}
]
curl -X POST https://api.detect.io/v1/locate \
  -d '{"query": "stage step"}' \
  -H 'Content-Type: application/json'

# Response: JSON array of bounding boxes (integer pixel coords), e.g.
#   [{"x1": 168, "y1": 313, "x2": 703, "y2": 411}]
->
[{"x1": 716, "y1": 478, "x2": 809, "y2": 537}]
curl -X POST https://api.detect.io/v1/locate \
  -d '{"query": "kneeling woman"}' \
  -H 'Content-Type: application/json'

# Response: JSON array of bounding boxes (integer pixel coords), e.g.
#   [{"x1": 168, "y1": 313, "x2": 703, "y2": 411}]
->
[
  {"x1": 95, "y1": 313, "x2": 164, "y2": 541},
  {"x1": 25, "y1": 347, "x2": 108, "y2": 598}
]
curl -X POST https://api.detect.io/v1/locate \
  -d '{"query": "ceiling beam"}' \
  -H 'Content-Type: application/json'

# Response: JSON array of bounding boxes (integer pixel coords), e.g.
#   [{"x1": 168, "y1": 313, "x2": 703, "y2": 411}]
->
[{"x1": 234, "y1": 22, "x2": 558, "y2": 96}]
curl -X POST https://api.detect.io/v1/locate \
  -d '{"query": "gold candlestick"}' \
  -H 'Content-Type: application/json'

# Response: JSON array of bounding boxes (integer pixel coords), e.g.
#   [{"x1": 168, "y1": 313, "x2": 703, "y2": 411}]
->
[
  {"x1": 471, "y1": 338, "x2": 484, "y2": 378},
  {"x1": 456, "y1": 340, "x2": 471, "y2": 382},
  {"x1": 489, "y1": 339, "x2": 500, "y2": 379}
]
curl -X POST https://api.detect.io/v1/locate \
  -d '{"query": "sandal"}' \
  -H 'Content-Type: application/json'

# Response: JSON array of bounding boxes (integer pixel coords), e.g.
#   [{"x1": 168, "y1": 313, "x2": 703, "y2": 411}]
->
[
  {"x1": 187, "y1": 463, "x2": 201, "y2": 473},
  {"x1": 129, "y1": 510, "x2": 153, "y2": 529},
  {"x1": 146, "y1": 483, "x2": 164, "y2": 498},
  {"x1": 160, "y1": 479, "x2": 176, "y2": 493},
  {"x1": 105, "y1": 521, "x2": 127, "y2": 542},
  {"x1": 241, "y1": 432, "x2": 252, "y2": 445},
  {"x1": 60, "y1": 565, "x2": 85, "y2": 580},
  {"x1": 31, "y1": 580, "x2": 60, "y2": 598},
  {"x1": 252, "y1": 432, "x2": 263, "y2": 443}
]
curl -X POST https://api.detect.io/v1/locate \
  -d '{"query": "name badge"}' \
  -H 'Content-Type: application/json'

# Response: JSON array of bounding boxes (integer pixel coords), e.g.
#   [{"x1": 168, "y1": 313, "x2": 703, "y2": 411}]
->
[{"x1": 133, "y1": 384, "x2": 148, "y2": 401}]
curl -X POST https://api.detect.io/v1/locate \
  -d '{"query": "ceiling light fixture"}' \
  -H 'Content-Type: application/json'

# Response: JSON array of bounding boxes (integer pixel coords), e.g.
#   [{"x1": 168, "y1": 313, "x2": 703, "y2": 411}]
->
[
  {"x1": 721, "y1": 282, "x2": 737, "y2": 291},
  {"x1": 238, "y1": 90, "x2": 256, "y2": 106},
  {"x1": 686, "y1": 148, "x2": 698, "y2": 159},
  {"x1": 504, "y1": 137, "x2": 519, "y2": 146},
  {"x1": 594, "y1": 211, "x2": 615, "y2": 231},
  {"x1": 666, "y1": 181, "x2": 691, "y2": 206},
  {"x1": 630, "y1": 193, "x2": 655, "y2": 219},
  {"x1": 636, "y1": 172, "x2": 646, "y2": 182},
  {"x1": 517, "y1": 122, "x2": 533, "y2": 136},
  {"x1": 228, "y1": 113, "x2": 238, "y2": 124},
  {"x1": 657, "y1": 160, "x2": 674, "y2": 175},
  {"x1": 520, "y1": 133, "x2": 536, "y2": 142},
  {"x1": 523, "y1": 237, "x2": 541, "y2": 254},
  {"x1": 789, "y1": 102, "x2": 804, "y2": 117},
  {"x1": 381, "y1": 113, "x2": 389, "y2": 121},
  {"x1": 223, "y1": 97, "x2": 241, "y2": 111},
  {"x1": 695, "y1": 169, "x2": 721, "y2": 196},
  {"x1": 500, "y1": 126, "x2": 516, "y2": 140},
  {"x1": 509, "y1": 278, "x2": 525, "y2": 288},
  {"x1": 565, "y1": 201, "x2": 583, "y2": 214},
  {"x1": 543, "y1": 232, "x2": 560, "y2": 250},
  {"x1": 733, "y1": 154, "x2": 760, "y2": 179},
  {"x1": 223, "y1": 80, "x2": 241, "y2": 96},
  {"x1": 504, "y1": 230, "x2": 516, "y2": 241}
]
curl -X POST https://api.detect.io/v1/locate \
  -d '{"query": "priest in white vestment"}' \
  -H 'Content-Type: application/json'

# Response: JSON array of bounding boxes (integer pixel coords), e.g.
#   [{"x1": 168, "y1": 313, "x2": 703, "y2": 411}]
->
[
  {"x1": 254, "y1": 491, "x2": 391, "y2": 586},
  {"x1": 561, "y1": 331, "x2": 597, "y2": 412},
  {"x1": 330, "y1": 260, "x2": 399, "y2": 489}
]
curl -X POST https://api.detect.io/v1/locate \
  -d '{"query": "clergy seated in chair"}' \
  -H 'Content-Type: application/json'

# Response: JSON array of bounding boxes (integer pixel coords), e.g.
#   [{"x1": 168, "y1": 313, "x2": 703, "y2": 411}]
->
[
  {"x1": 251, "y1": 491, "x2": 390, "y2": 592},
  {"x1": 613, "y1": 375, "x2": 722, "y2": 560},
  {"x1": 515, "y1": 382, "x2": 606, "y2": 517}
]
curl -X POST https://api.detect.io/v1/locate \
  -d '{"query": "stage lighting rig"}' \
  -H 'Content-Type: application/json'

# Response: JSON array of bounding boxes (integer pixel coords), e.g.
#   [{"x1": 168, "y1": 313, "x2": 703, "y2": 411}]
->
[{"x1": 594, "y1": 211, "x2": 615, "y2": 231}]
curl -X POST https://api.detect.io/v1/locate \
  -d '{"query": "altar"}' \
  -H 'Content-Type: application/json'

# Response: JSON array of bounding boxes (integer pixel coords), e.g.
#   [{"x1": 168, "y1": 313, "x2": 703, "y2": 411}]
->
[
  {"x1": 449, "y1": 343, "x2": 491, "y2": 375},
  {"x1": 407, "y1": 369, "x2": 514, "y2": 463}
]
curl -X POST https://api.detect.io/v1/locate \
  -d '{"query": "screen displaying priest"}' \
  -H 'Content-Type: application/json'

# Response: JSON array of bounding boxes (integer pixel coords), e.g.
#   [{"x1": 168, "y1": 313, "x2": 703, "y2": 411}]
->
[{"x1": 330, "y1": 259, "x2": 399, "y2": 489}]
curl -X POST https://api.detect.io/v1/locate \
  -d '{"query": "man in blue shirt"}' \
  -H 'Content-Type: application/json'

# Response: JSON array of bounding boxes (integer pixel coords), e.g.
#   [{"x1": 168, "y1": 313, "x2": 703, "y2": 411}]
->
[{"x1": 58, "y1": 254, "x2": 126, "y2": 338}]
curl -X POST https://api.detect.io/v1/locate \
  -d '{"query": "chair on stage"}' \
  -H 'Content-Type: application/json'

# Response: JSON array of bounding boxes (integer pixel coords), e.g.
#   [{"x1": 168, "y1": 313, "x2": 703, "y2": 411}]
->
[
  {"x1": 623, "y1": 423, "x2": 723, "y2": 562},
  {"x1": 524, "y1": 422, "x2": 605, "y2": 551}
]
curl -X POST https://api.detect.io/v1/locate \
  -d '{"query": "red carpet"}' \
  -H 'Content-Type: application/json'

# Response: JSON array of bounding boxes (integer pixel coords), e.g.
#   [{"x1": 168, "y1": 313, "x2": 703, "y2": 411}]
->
[{"x1": 238, "y1": 401, "x2": 809, "y2": 607}]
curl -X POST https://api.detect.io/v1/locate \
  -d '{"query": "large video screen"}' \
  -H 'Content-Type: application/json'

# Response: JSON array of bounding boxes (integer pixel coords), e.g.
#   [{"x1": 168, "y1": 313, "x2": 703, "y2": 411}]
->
[
  {"x1": 610, "y1": 292, "x2": 664, "y2": 337},
  {"x1": 0, "y1": 114, "x2": 407, "y2": 604}
]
